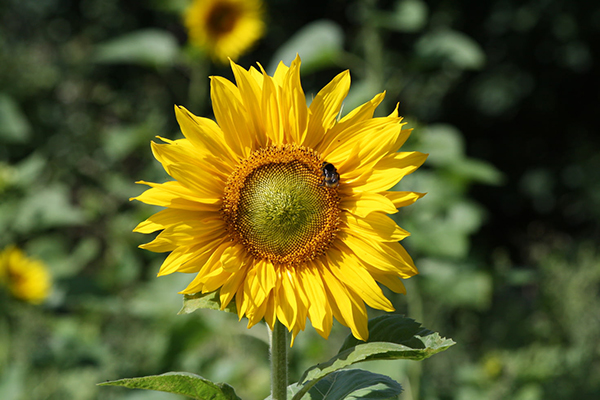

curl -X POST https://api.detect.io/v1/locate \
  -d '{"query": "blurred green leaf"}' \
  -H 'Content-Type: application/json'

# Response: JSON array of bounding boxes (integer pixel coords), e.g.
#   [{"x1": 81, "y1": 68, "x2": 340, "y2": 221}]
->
[
  {"x1": 268, "y1": 20, "x2": 344, "y2": 75},
  {"x1": 420, "y1": 124, "x2": 465, "y2": 166},
  {"x1": 0, "y1": 362, "x2": 25, "y2": 400},
  {"x1": 452, "y1": 158, "x2": 504, "y2": 185},
  {"x1": 12, "y1": 184, "x2": 86, "y2": 232},
  {"x1": 294, "y1": 370, "x2": 403, "y2": 400},
  {"x1": 339, "y1": 315, "x2": 433, "y2": 353},
  {"x1": 419, "y1": 258, "x2": 493, "y2": 309},
  {"x1": 0, "y1": 93, "x2": 31, "y2": 143},
  {"x1": 380, "y1": 0, "x2": 429, "y2": 32},
  {"x1": 99, "y1": 371, "x2": 241, "y2": 400},
  {"x1": 416, "y1": 29, "x2": 485, "y2": 70},
  {"x1": 179, "y1": 290, "x2": 237, "y2": 315},
  {"x1": 94, "y1": 29, "x2": 180, "y2": 67}
]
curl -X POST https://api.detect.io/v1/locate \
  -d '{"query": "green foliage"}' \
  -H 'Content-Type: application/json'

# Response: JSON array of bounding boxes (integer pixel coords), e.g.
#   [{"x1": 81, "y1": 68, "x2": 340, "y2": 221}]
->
[
  {"x1": 294, "y1": 369, "x2": 403, "y2": 400},
  {"x1": 99, "y1": 372, "x2": 241, "y2": 400},
  {"x1": 94, "y1": 29, "x2": 180, "y2": 67}
]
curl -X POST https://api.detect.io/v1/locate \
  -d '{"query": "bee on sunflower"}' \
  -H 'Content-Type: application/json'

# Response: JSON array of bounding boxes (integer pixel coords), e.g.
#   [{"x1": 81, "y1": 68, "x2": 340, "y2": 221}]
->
[{"x1": 132, "y1": 56, "x2": 427, "y2": 343}]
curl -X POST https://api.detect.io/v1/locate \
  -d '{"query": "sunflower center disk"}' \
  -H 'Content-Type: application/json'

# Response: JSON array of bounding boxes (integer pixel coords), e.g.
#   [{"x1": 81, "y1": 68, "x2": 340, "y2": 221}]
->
[
  {"x1": 222, "y1": 145, "x2": 340, "y2": 265},
  {"x1": 206, "y1": 3, "x2": 240, "y2": 35}
]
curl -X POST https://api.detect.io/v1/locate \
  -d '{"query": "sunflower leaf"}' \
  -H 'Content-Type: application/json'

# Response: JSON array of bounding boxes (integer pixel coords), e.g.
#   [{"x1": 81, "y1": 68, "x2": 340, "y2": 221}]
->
[
  {"x1": 178, "y1": 291, "x2": 237, "y2": 315},
  {"x1": 338, "y1": 315, "x2": 434, "y2": 352},
  {"x1": 299, "y1": 319, "x2": 454, "y2": 385},
  {"x1": 290, "y1": 370, "x2": 403, "y2": 400},
  {"x1": 98, "y1": 372, "x2": 241, "y2": 400},
  {"x1": 93, "y1": 29, "x2": 179, "y2": 67}
]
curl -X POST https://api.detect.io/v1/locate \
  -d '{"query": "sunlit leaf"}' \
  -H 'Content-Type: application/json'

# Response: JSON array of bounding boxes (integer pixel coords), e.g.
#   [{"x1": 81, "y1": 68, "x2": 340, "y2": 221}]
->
[{"x1": 98, "y1": 372, "x2": 241, "y2": 400}]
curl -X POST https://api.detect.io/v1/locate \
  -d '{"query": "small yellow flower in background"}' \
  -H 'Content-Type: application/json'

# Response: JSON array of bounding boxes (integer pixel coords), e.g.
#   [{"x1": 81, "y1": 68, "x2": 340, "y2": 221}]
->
[
  {"x1": 133, "y1": 56, "x2": 427, "y2": 343},
  {"x1": 0, "y1": 245, "x2": 51, "y2": 305},
  {"x1": 184, "y1": 0, "x2": 265, "y2": 63}
]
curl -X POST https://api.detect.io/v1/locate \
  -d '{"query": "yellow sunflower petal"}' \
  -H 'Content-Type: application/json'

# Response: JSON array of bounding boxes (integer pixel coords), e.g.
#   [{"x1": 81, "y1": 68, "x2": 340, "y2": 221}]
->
[
  {"x1": 319, "y1": 260, "x2": 369, "y2": 341},
  {"x1": 306, "y1": 70, "x2": 351, "y2": 149},
  {"x1": 282, "y1": 56, "x2": 308, "y2": 145},
  {"x1": 351, "y1": 151, "x2": 428, "y2": 193},
  {"x1": 383, "y1": 191, "x2": 427, "y2": 208},
  {"x1": 132, "y1": 181, "x2": 220, "y2": 211},
  {"x1": 327, "y1": 247, "x2": 394, "y2": 312},
  {"x1": 230, "y1": 60, "x2": 267, "y2": 147},
  {"x1": 210, "y1": 76, "x2": 254, "y2": 158},
  {"x1": 340, "y1": 191, "x2": 398, "y2": 217},
  {"x1": 342, "y1": 212, "x2": 410, "y2": 242}
]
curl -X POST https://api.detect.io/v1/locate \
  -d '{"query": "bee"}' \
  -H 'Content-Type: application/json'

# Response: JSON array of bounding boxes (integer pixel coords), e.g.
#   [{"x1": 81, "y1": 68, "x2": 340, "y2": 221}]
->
[{"x1": 320, "y1": 162, "x2": 340, "y2": 188}]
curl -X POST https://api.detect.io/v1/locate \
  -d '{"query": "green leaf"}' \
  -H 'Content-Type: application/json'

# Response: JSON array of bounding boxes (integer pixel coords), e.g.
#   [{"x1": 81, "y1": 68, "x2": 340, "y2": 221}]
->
[
  {"x1": 94, "y1": 29, "x2": 180, "y2": 67},
  {"x1": 301, "y1": 370, "x2": 403, "y2": 400},
  {"x1": 415, "y1": 29, "x2": 485, "y2": 70},
  {"x1": 339, "y1": 315, "x2": 433, "y2": 353},
  {"x1": 268, "y1": 20, "x2": 344, "y2": 75},
  {"x1": 299, "y1": 317, "x2": 455, "y2": 385},
  {"x1": 381, "y1": 0, "x2": 429, "y2": 33},
  {"x1": 98, "y1": 372, "x2": 241, "y2": 400},
  {"x1": 178, "y1": 290, "x2": 237, "y2": 315},
  {"x1": 0, "y1": 93, "x2": 31, "y2": 143}
]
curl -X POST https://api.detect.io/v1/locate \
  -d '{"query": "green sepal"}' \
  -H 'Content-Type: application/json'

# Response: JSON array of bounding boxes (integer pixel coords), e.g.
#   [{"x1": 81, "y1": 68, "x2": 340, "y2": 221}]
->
[
  {"x1": 178, "y1": 290, "x2": 237, "y2": 315},
  {"x1": 98, "y1": 371, "x2": 241, "y2": 400}
]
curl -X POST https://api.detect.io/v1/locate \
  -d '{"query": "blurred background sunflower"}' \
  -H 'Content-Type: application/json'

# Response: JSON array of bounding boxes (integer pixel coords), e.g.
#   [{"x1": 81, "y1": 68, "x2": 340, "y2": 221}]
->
[
  {"x1": 184, "y1": 0, "x2": 265, "y2": 62},
  {"x1": 0, "y1": 0, "x2": 599, "y2": 399}
]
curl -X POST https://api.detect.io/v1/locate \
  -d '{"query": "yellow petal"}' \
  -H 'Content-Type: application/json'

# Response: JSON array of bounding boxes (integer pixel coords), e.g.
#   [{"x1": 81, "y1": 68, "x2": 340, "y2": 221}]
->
[
  {"x1": 174, "y1": 105, "x2": 237, "y2": 164},
  {"x1": 210, "y1": 76, "x2": 253, "y2": 158},
  {"x1": 383, "y1": 191, "x2": 427, "y2": 208},
  {"x1": 297, "y1": 264, "x2": 331, "y2": 338},
  {"x1": 230, "y1": 60, "x2": 267, "y2": 147},
  {"x1": 352, "y1": 151, "x2": 428, "y2": 193},
  {"x1": 306, "y1": 70, "x2": 350, "y2": 149},
  {"x1": 319, "y1": 260, "x2": 368, "y2": 341},
  {"x1": 342, "y1": 212, "x2": 410, "y2": 242},
  {"x1": 317, "y1": 91, "x2": 385, "y2": 152},
  {"x1": 340, "y1": 191, "x2": 398, "y2": 217},
  {"x1": 281, "y1": 55, "x2": 308, "y2": 145},
  {"x1": 133, "y1": 208, "x2": 216, "y2": 234},
  {"x1": 327, "y1": 247, "x2": 394, "y2": 312},
  {"x1": 340, "y1": 233, "x2": 416, "y2": 277},
  {"x1": 131, "y1": 181, "x2": 220, "y2": 211}
]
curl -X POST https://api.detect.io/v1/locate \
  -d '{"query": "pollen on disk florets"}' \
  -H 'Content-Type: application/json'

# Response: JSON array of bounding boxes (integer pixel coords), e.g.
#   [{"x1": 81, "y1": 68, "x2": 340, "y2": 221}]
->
[{"x1": 222, "y1": 144, "x2": 341, "y2": 265}]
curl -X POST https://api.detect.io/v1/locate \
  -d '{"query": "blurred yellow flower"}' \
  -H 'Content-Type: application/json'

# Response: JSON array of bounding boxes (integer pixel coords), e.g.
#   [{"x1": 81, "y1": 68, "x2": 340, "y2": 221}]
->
[
  {"x1": 0, "y1": 245, "x2": 51, "y2": 304},
  {"x1": 133, "y1": 56, "x2": 427, "y2": 343},
  {"x1": 184, "y1": 0, "x2": 265, "y2": 63}
]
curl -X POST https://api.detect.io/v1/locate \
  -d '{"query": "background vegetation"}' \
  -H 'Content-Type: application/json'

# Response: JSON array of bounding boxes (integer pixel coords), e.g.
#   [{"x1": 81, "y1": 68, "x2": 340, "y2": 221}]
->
[{"x1": 1, "y1": 0, "x2": 598, "y2": 399}]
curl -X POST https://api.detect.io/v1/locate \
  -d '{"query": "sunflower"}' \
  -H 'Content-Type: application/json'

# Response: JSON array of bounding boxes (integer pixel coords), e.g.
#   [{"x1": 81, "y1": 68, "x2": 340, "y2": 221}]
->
[
  {"x1": 133, "y1": 56, "x2": 427, "y2": 342},
  {"x1": 184, "y1": 0, "x2": 265, "y2": 63},
  {"x1": 0, "y1": 245, "x2": 51, "y2": 305}
]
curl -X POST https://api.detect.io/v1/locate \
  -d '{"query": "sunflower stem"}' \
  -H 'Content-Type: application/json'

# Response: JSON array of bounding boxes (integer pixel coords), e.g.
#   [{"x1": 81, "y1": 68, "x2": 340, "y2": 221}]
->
[{"x1": 270, "y1": 321, "x2": 288, "y2": 400}]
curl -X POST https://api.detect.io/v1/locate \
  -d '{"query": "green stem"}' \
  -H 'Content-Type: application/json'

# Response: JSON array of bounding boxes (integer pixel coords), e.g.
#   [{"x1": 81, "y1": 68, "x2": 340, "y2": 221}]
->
[{"x1": 270, "y1": 321, "x2": 288, "y2": 400}]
